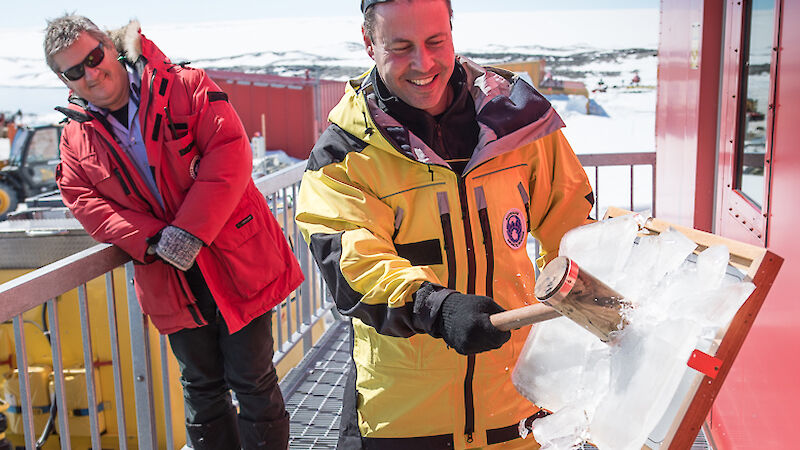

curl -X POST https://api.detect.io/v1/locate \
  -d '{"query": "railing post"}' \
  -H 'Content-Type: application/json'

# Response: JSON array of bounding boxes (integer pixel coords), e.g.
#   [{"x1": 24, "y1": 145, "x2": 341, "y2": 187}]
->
[
  {"x1": 652, "y1": 162, "x2": 657, "y2": 217},
  {"x1": 594, "y1": 166, "x2": 600, "y2": 219},
  {"x1": 105, "y1": 271, "x2": 129, "y2": 450},
  {"x1": 12, "y1": 316, "x2": 36, "y2": 450},
  {"x1": 300, "y1": 237, "x2": 313, "y2": 351},
  {"x1": 159, "y1": 335, "x2": 174, "y2": 450},
  {"x1": 125, "y1": 262, "x2": 158, "y2": 450},
  {"x1": 77, "y1": 284, "x2": 103, "y2": 449},
  {"x1": 47, "y1": 297, "x2": 72, "y2": 450}
]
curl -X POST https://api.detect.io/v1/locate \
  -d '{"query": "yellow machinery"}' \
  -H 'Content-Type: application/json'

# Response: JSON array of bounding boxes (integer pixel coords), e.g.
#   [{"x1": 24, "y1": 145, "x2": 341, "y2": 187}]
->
[
  {"x1": 494, "y1": 60, "x2": 546, "y2": 88},
  {"x1": 0, "y1": 265, "x2": 186, "y2": 449},
  {"x1": 495, "y1": 60, "x2": 591, "y2": 113}
]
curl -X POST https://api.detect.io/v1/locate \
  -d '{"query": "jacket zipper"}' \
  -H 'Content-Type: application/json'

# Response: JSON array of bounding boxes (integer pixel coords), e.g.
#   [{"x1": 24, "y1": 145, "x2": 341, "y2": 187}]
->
[
  {"x1": 464, "y1": 354, "x2": 476, "y2": 443},
  {"x1": 457, "y1": 176, "x2": 477, "y2": 442},
  {"x1": 361, "y1": 89, "x2": 478, "y2": 442},
  {"x1": 112, "y1": 168, "x2": 131, "y2": 195},
  {"x1": 458, "y1": 178, "x2": 477, "y2": 296},
  {"x1": 517, "y1": 182, "x2": 532, "y2": 233},
  {"x1": 437, "y1": 194, "x2": 457, "y2": 290},
  {"x1": 142, "y1": 69, "x2": 157, "y2": 140},
  {"x1": 477, "y1": 206, "x2": 494, "y2": 297}
]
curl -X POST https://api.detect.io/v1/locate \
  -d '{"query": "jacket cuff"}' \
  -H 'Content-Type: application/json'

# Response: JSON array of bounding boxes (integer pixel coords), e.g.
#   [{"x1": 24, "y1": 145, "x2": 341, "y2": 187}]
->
[{"x1": 412, "y1": 282, "x2": 454, "y2": 338}]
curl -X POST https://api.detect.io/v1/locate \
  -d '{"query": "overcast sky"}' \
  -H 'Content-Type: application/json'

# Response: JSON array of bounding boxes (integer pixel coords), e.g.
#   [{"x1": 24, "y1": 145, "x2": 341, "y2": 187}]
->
[{"x1": 6, "y1": 0, "x2": 659, "y2": 29}]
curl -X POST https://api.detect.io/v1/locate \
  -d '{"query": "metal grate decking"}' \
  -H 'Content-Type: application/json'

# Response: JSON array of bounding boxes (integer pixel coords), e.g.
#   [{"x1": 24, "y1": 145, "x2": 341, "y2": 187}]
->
[
  {"x1": 281, "y1": 318, "x2": 351, "y2": 449},
  {"x1": 279, "y1": 319, "x2": 710, "y2": 450}
]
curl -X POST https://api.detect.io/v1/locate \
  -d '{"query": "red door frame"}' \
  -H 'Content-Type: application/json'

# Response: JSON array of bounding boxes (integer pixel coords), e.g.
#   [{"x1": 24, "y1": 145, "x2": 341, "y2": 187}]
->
[{"x1": 715, "y1": 0, "x2": 782, "y2": 246}]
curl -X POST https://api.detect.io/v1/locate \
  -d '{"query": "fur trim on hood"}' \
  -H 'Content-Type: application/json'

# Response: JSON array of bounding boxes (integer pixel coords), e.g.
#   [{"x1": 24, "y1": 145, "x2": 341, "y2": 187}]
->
[{"x1": 108, "y1": 20, "x2": 142, "y2": 64}]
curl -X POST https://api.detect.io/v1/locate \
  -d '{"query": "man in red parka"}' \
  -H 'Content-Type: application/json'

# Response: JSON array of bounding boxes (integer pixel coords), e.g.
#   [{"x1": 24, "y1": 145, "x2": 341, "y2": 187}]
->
[{"x1": 44, "y1": 14, "x2": 304, "y2": 449}]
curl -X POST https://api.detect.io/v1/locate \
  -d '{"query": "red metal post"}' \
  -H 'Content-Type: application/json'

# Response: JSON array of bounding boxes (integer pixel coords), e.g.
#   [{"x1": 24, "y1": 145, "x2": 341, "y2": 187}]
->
[{"x1": 655, "y1": 0, "x2": 723, "y2": 231}]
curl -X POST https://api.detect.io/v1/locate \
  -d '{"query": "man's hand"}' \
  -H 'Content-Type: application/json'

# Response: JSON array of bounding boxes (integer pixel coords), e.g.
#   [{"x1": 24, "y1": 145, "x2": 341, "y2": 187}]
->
[
  {"x1": 437, "y1": 292, "x2": 511, "y2": 355},
  {"x1": 155, "y1": 225, "x2": 203, "y2": 271}
]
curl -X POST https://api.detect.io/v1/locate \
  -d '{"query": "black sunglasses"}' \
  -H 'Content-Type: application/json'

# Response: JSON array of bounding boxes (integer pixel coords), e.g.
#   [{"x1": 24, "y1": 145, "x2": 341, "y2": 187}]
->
[
  {"x1": 361, "y1": 0, "x2": 391, "y2": 13},
  {"x1": 60, "y1": 42, "x2": 105, "y2": 81}
]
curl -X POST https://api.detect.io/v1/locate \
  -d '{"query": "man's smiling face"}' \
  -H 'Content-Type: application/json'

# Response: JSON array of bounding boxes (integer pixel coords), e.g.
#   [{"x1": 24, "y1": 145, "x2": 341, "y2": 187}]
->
[
  {"x1": 363, "y1": 0, "x2": 455, "y2": 116},
  {"x1": 53, "y1": 32, "x2": 129, "y2": 110}
]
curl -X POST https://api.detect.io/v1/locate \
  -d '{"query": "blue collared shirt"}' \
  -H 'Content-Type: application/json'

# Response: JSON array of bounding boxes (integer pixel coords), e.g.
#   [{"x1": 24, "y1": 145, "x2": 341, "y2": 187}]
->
[{"x1": 90, "y1": 69, "x2": 163, "y2": 207}]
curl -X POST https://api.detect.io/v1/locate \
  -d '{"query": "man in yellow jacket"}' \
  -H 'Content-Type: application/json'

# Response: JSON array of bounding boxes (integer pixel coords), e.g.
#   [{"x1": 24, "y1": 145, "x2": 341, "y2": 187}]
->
[{"x1": 296, "y1": 0, "x2": 594, "y2": 448}]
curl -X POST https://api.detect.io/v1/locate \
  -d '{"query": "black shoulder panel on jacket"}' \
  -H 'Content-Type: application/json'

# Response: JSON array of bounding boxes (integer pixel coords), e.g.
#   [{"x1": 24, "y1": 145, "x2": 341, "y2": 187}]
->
[
  {"x1": 55, "y1": 106, "x2": 91, "y2": 123},
  {"x1": 476, "y1": 81, "x2": 552, "y2": 139},
  {"x1": 208, "y1": 91, "x2": 228, "y2": 102},
  {"x1": 306, "y1": 124, "x2": 368, "y2": 171}
]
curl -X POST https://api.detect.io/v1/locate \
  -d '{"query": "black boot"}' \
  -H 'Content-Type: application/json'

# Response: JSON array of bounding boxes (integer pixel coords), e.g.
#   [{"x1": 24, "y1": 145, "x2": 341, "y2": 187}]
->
[
  {"x1": 186, "y1": 407, "x2": 242, "y2": 450},
  {"x1": 238, "y1": 413, "x2": 290, "y2": 450}
]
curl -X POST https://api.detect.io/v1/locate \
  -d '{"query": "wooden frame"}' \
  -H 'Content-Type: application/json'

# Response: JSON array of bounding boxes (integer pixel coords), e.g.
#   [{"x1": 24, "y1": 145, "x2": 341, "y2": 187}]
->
[{"x1": 604, "y1": 207, "x2": 783, "y2": 450}]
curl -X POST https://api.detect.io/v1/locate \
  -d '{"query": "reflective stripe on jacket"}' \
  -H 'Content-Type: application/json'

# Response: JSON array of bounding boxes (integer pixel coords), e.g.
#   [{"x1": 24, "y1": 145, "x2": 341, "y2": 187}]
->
[
  {"x1": 296, "y1": 56, "x2": 593, "y2": 448},
  {"x1": 56, "y1": 23, "x2": 303, "y2": 334}
]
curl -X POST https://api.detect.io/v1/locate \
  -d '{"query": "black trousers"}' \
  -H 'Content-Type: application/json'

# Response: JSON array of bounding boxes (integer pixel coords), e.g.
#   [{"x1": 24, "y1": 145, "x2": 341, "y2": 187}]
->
[{"x1": 168, "y1": 264, "x2": 289, "y2": 449}]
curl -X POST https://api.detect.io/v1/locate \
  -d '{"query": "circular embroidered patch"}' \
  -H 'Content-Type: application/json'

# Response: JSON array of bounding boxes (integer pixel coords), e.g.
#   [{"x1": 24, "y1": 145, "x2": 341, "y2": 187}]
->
[
  {"x1": 503, "y1": 208, "x2": 526, "y2": 249},
  {"x1": 189, "y1": 155, "x2": 200, "y2": 179}
]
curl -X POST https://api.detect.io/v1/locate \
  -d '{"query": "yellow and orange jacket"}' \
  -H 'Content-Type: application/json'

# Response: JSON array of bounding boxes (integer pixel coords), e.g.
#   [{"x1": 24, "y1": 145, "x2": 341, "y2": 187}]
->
[{"x1": 296, "y1": 57, "x2": 593, "y2": 449}]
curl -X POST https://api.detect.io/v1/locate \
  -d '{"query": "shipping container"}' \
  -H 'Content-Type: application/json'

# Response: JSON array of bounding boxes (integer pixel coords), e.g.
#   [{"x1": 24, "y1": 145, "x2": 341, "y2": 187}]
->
[{"x1": 207, "y1": 70, "x2": 346, "y2": 160}]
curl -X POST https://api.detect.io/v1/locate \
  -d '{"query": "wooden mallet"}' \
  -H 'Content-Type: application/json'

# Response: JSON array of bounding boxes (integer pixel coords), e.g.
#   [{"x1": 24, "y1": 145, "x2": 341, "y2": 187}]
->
[{"x1": 490, "y1": 256, "x2": 630, "y2": 343}]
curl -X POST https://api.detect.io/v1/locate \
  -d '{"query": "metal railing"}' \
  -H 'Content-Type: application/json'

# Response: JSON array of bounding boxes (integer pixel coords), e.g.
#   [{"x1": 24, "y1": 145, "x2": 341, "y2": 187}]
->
[
  {"x1": 528, "y1": 152, "x2": 655, "y2": 275},
  {"x1": 0, "y1": 152, "x2": 656, "y2": 449},
  {"x1": 0, "y1": 160, "x2": 329, "y2": 450},
  {"x1": 577, "y1": 152, "x2": 657, "y2": 218},
  {"x1": 255, "y1": 162, "x2": 330, "y2": 361}
]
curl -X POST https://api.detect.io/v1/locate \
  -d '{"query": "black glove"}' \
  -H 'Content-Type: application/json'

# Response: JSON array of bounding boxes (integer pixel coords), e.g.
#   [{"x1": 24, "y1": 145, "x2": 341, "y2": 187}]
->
[
  {"x1": 154, "y1": 225, "x2": 203, "y2": 271},
  {"x1": 436, "y1": 292, "x2": 511, "y2": 355}
]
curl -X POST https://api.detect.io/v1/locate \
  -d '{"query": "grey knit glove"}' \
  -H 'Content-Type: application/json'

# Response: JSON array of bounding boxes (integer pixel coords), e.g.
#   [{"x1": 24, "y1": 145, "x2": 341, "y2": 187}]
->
[{"x1": 155, "y1": 225, "x2": 203, "y2": 271}]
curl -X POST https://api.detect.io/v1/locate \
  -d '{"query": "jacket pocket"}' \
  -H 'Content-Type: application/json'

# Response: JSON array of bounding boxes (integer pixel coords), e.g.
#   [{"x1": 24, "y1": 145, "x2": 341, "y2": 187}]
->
[
  {"x1": 210, "y1": 194, "x2": 285, "y2": 298},
  {"x1": 80, "y1": 153, "x2": 132, "y2": 200},
  {"x1": 164, "y1": 132, "x2": 196, "y2": 157},
  {"x1": 133, "y1": 261, "x2": 184, "y2": 315},
  {"x1": 81, "y1": 153, "x2": 112, "y2": 184}
]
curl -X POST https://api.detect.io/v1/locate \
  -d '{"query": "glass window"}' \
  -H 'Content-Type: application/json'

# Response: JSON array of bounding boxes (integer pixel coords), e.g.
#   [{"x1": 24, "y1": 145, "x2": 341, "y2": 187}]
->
[
  {"x1": 26, "y1": 127, "x2": 59, "y2": 163},
  {"x1": 735, "y1": 0, "x2": 775, "y2": 209},
  {"x1": 8, "y1": 127, "x2": 29, "y2": 166}
]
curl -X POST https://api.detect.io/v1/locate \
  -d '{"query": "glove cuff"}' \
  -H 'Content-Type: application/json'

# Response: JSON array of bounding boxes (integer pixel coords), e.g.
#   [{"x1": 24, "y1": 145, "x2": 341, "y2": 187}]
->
[
  {"x1": 412, "y1": 282, "x2": 453, "y2": 337},
  {"x1": 155, "y1": 225, "x2": 203, "y2": 271}
]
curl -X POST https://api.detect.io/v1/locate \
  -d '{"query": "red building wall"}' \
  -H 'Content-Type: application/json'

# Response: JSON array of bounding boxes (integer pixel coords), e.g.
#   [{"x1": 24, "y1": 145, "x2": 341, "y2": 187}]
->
[
  {"x1": 658, "y1": 0, "x2": 800, "y2": 447},
  {"x1": 207, "y1": 70, "x2": 345, "y2": 160}
]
